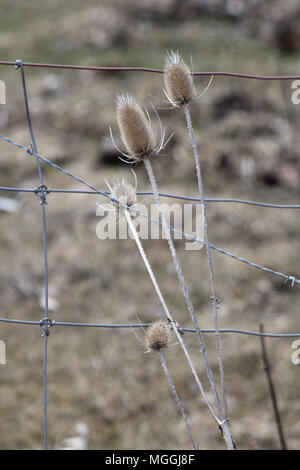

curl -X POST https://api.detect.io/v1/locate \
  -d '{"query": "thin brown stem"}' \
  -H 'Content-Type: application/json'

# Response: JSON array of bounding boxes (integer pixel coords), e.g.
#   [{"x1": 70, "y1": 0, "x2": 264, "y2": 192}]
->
[{"x1": 259, "y1": 322, "x2": 288, "y2": 450}]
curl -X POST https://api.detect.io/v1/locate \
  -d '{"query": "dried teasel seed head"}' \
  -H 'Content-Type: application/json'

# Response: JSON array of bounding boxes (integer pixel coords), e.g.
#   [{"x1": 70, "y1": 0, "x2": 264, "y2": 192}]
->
[
  {"x1": 145, "y1": 320, "x2": 170, "y2": 352},
  {"x1": 116, "y1": 93, "x2": 155, "y2": 161},
  {"x1": 110, "y1": 178, "x2": 137, "y2": 216},
  {"x1": 164, "y1": 50, "x2": 194, "y2": 107}
]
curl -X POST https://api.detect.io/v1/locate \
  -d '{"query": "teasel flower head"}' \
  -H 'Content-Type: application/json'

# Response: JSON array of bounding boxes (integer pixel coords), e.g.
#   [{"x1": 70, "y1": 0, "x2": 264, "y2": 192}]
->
[
  {"x1": 110, "y1": 93, "x2": 173, "y2": 163},
  {"x1": 107, "y1": 177, "x2": 138, "y2": 218},
  {"x1": 163, "y1": 50, "x2": 213, "y2": 108},
  {"x1": 145, "y1": 320, "x2": 170, "y2": 353},
  {"x1": 164, "y1": 50, "x2": 194, "y2": 107}
]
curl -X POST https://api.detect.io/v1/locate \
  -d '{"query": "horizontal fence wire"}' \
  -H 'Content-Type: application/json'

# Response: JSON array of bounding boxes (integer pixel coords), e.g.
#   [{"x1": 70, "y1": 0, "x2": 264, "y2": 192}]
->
[
  {"x1": 15, "y1": 59, "x2": 50, "y2": 450},
  {"x1": 1, "y1": 60, "x2": 300, "y2": 80},
  {"x1": 1, "y1": 58, "x2": 300, "y2": 450},
  {"x1": 1, "y1": 185, "x2": 300, "y2": 209},
  {"x1": 1, "y1": 133, "x2": 299, "y2": 286},
  {"x1": 0, "y1": 317, "x2": 299, "y2": 338}
]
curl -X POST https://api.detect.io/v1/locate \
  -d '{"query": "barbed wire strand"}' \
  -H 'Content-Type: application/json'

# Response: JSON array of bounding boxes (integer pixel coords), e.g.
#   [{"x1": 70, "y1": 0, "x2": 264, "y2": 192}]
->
[
  {"x1": 136, "y1": 210, "x2": 300, "y2": 287},
  {"x1": 15, "y1": 60, "x2": 50, "y2": 451},
  {"x1": 0, "y1": 133, "x2": 299, "y2": 286},
  {"x1": 0, "y1": 317, "x2": 299, "y2": 338}
]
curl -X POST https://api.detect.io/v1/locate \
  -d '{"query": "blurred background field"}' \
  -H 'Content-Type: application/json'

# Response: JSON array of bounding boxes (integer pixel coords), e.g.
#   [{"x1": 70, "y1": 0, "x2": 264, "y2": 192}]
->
[{"x1": 0, "y1": 0, "x2": 300, "y2": 450}]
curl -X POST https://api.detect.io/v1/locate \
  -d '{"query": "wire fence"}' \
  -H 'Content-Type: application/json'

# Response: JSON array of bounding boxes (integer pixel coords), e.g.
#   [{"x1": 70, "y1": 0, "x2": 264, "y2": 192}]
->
[{"x1": 0, "y1": 59, "x2": 299, "y2": 450}]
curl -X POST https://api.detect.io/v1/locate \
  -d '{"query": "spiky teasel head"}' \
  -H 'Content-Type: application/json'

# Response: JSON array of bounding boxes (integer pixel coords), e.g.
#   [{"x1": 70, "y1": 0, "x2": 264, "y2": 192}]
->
[
  {"x1": 116, "y1": 93, "x2": 155, "y2": 160},
  {"x1": 145, "y1": 320, "x2": 170, "y2": 353},
  {"x1": 109, "y1": 178, "x2": 137, "y2": 217},
  {"x1": 112, "y1": 93, "x2": 172, "y2": 163},
  {"x1": 164, "y1": 50, "x2": 194, "y2": 107}
]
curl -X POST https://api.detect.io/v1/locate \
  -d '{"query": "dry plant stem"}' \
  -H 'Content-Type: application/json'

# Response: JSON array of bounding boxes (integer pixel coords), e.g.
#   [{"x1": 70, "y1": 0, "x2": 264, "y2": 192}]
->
[
  {"x1": 124, "y1": 209, "x2": 219, "y2": 425},
  {"x1": 183, "y1": 104, "x2": 234, "y2": 449},
  {"x1": 259, "y1": 323, "x2": 288, "y2": 450},
  {"x1": 159, "y1": 349, "x2": 198, "y2": 450},
  {"x1": 143, "y1": 158, "x2": 222, "y2": 412},
  {"x1": 183, "y1": 104, "x2": 226, "y2": 407},
  {"x1": 141, "y1": 159, "x2": 233, "y2": 434}
]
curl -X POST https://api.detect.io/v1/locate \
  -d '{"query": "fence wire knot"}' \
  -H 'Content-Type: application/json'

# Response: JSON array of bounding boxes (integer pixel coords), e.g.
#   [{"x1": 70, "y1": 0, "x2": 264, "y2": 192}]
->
[
  {"x1": 210, "y1": 296, "x2": 221, "y2": 308},
  {"x1": 168, "y1": 318, "x2": 185, "y2": 335},
  {"x1": 284, "y1": 275, "x2": 296, "y2": 287},
  {"x1": 40, "y1": 318, "x2": 55, "y2": 337},
  {"x1": 288, "y1": 276, "x2": 295, "y2": 287},
  {"x1": 34, "y1": 184, "x2": 50, "y2": 205},
  {"x1": 14, "y1": 59, "x2": 22, "y2": 69}
]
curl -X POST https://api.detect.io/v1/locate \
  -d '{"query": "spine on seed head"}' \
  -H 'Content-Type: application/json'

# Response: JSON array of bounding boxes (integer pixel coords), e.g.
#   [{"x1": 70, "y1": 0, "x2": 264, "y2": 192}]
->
[{"x1": 164, "y1": 51, "x2": 194, "y2": 106}]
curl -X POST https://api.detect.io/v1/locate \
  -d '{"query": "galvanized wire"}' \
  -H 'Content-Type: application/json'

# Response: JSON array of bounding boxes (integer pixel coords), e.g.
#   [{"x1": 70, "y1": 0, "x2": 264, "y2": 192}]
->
[
  {"x1": 1, "y1": 184, "x2": 300, "y2": 209},
  {"x1": 0, "y1": 317, "x2": 299, "y2": 338},
  {"x1": 0, "y1": 133, "x2": 299, "y2": 286},
  {"x1": 15, "y1": 60, "x2": 50, "y2": 450}
]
